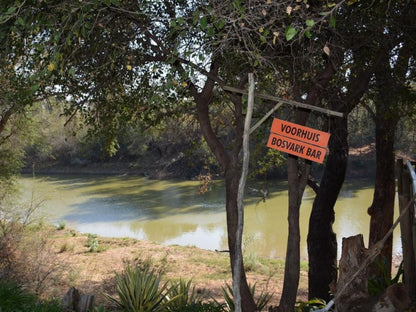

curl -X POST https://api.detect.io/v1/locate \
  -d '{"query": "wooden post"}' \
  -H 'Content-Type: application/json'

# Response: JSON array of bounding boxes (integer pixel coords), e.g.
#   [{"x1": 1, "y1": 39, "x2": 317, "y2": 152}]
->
[
  {"x1": 397, "y1": 159, "x2": 416, "y2": 301},
  {"x1": 408, "y1": 161, "x2": 416, "y2": 280},
  {"x1": 233, "y1": 73, "x2": 255, "y2": 312}
]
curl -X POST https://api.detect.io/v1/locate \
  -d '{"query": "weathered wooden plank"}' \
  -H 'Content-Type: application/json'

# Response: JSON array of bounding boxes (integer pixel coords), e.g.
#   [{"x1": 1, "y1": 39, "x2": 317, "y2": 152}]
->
[
  {"x1": 222, "y1": 85, "x2": 344, "y2": 118},
  {"x1": 397, "y1": 159, "x2": 416, "y2": 301}
]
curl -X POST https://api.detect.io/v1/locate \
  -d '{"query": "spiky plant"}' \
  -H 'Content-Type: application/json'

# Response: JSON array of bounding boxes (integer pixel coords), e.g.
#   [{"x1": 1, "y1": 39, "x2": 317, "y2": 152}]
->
[
  {"x1": 0, "y1": 281, "x2": 34, "y2": 311},
  {"x1": 165, "y1": 279, "x2": 203, "y2": 311},
  {"x1": 105, "y1": 264, "x2": 174, "y2": 312},
  {"x1": 219, "y1": 282, "x2": 273, "y2": 311}
]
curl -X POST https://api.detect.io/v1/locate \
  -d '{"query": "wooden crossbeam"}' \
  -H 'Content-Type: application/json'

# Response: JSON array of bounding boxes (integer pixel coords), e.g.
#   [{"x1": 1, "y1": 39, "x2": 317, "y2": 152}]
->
[{"x1": 223, "y1": 85, "x2": 344, "y2": 118}]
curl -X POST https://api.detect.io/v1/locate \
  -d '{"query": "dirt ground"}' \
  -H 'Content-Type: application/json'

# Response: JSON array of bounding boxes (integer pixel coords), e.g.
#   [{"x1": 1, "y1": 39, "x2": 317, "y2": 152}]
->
[
  {"x1": 34, "y1": 226, "x2": 404, "y2": 310},
  {"x1": 42, "y1": 227, "x2": 304, "y2": 309}
]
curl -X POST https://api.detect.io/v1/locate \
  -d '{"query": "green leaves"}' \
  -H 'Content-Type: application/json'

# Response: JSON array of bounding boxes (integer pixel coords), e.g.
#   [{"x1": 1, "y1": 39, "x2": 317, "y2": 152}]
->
[
  {"x1": 105, "y1": 264, "x2": 176, "y2": 312},
  {"x1": 105, "y1": 0, "x2": 121, "y2": 6},
  {"x1": 305, "y1": 19, "x2": 314, "y2": 38},
  {"x1": 200, "y1": 16, "x2": 208, "y2": 30},
  {"x1": 305, "y1": 19, "x2": 314, "y2": 28},
  {"x1": 285, "y1": 25, "x2": 297, "y2": 41},
  {"x1": 329, "y1": 14, "x2": 336, "y2": 28},
  {"x1": 17, "y1": 17, "x2": 25, "y2": 27},
  {"x1": 29, "y1": 83, "x2": 40, "y2": 94}
]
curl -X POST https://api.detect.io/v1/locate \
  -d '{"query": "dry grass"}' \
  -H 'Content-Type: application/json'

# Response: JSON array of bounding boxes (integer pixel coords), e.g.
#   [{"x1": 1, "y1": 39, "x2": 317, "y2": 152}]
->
[{"x1": 33, "y1": 226, "x2": 309, "y2": 308}]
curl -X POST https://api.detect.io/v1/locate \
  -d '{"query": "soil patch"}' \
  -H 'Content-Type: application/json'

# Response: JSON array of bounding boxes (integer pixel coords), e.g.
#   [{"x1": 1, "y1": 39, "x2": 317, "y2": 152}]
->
[{"x1": 40, "y1": 227, "x2": 309, "y2": 309}]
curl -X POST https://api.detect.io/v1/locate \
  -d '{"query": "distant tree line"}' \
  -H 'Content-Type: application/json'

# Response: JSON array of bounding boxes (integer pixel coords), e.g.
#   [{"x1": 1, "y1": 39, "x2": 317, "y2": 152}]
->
[{"x1": 1, "y1": 0, "x2": 416, "y2": 311}]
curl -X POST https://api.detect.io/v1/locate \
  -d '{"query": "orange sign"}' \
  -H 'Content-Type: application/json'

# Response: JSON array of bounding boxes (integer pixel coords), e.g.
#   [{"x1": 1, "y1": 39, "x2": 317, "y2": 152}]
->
[
  {"x1": 267, "y1": 118, "x2": 330, "y2": 163},
  {"x1": 270, "y1": 118, "x2": 330, "y2": 148},
  {"x1": 267, "y1": 133, "x2": 327, "y2": 163}
]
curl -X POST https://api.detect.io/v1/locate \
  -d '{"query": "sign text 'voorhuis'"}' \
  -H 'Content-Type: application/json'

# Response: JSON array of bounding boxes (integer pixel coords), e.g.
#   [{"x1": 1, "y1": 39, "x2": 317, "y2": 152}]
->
[{"x1": 267, "y1": 118, "x2": 330, "y2": 163}]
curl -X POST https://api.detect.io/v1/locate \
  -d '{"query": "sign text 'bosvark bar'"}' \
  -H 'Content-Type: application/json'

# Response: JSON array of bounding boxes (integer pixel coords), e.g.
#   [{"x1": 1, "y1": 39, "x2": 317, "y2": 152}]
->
[{"x1": 267, "y1": 118, "x2": 330, "y2": 163}]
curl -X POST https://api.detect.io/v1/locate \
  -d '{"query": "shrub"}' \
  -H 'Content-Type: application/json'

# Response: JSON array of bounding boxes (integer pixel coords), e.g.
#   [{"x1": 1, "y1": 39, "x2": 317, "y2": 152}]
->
[
  {"x1": 166, "y1": 279, "x2": 204, "y2": 311},
  {"x1": 0, "y1": 192, "x2": 67, "y2": 297},
  {"x1": 85, "y1": 234, "x2": 107, "y2": 252},
  {"x1": 59, "y1": 241, "x2": 74, "y2": 253},
  {"x1": 86, "y1": 234, "x2": 99, "y2": 252},
  {"x1": 0, "y1": 281, "x2": 35, "y2": 311},
  {"x1": 295, "y1": 298, "x2": 328, "y2": 312},
  {"x1": 368, "y1": 258, "x2": 404, "y2": 295},
  {"x1": 90, "y1": 305, "x2": 108, "y2": 312},
  {"x1": 17, "y1": 228, "x2": 68, "y2": 296},
  {"x1": 105, "y1": 263, "x2": 176, "y2": 312},
  {"x1": 0, "y1": 281, "x2": 63, "y2": 312},
  {"x1": 219, "y1": 282, "x2": 272, "y2": 312},
  {"x1": 0, "y1": 182, "x2": 45, "y2": 280},
  {"x1": 57, "y1": 221, "x2": 66, "y2": 230},
  {"x1": 243, "y1": 252, "x2": 259, "y2": 272},
  {"x1": 28, "y1": 299, "x2": 63, "y2": 312}
]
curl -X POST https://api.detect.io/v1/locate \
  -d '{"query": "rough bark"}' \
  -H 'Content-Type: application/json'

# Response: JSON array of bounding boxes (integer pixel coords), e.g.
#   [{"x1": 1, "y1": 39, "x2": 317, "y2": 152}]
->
[
  {"x1": 191, "y1": 65, "x2": 256, "y2": 311},
  {"x1": 367, "y1": 111, "x2": 397, "y2": 276},
  {"x1": 335, "y1": 236, "x2": 411, "y2": 312},
  {"x1": 278, "y1": 60, "x2": 337, "y2": 311},
  {"x1": 335, "y1": 235, "x2": 369, "y2": 312},
  {"x1": 367, "y1": 52, "x2": 400, "y2": 277},
  {"x1": 307, "y1": 49, "x2": 384, "y2": 300},
  {"x1": 368, "y1": 4, "x2": 415, "y2": 277},
  {"x1": 307, "y1": 116, "x2": 348, "y2": 301},
  {"x1": 278, "y1": 155, "x2": 310, "y2": 312}
]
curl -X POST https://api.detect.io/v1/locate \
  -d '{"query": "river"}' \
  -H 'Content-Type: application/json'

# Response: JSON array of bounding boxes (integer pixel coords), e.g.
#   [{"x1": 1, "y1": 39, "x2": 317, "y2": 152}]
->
[{"x1": 17, "y1": 175, "x2": 401, "y2": 260}]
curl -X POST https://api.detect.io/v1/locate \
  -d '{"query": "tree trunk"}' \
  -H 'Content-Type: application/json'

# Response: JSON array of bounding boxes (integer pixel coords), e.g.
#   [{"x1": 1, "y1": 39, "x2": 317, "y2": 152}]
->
[
  {"x1": 192, "y1": 65, "x2": 256, "y2": 311},
  {"x1": 278, "y1": 60, "x2": 337, "y2": 311},
  {"x1": 306, "y1": 47, "x2": 384, "y2": 301},
  {"x1": 279, "y1": 155, "x2": 310, "y2": 312},
  {"x1": 367, "y1": 51, "x2": 400, "y2": 277},
  {"x1": 367, "y1": 111, "x2": 397, "y2": 277},
  {"x1": 307, "y1": 116, "x2": 348, "y2": 301}
]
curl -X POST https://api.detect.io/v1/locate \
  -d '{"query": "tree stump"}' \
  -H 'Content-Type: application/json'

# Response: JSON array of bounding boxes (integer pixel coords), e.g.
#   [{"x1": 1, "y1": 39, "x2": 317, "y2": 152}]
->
[
  {"x1": 335, "y1": 235, "x2": 411, "y2": 311},
  {"x1": 335, "y1": 234, "x2": 369, "y2": 312},
  {"x1": 62, "y1": 287, "x2": 95, "y2": 312}
]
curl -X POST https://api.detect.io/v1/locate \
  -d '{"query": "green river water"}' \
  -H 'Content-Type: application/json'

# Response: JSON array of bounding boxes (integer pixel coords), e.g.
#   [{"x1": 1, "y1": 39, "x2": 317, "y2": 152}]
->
[{"x1": 17, "y1": 175, "x2": 401, "y2": 259}]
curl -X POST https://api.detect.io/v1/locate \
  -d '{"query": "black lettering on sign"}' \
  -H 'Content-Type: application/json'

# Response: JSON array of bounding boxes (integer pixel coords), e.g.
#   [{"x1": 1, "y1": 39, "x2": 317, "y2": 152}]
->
[
  {"x1": 271, "y1": 137, "x2": 306, "y2": 155},
  {"x1": 267, "y1": 133, "x2": 327, "y2": 164},
  {"x1": 306, "y1": 147, "x2": 322, "y2": 160},
  {"x1": 280, "y1": 124, "x2": 320, "y2": 142}
]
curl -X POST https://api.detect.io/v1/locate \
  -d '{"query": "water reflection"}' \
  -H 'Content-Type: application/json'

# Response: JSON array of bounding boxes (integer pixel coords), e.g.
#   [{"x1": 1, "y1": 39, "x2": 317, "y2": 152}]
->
[{"x1": 18, "y1": 175, "x2": 401, "y2": 259}]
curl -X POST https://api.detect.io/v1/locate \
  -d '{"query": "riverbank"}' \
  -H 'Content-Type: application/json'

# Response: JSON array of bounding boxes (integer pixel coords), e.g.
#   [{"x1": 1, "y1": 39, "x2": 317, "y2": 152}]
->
[
  {"x1": 23, "y1": 144, "x2": 405, "y2": 180},
  {"x1": 34, "y1": 226, "x2": 309, "y2": 309}
]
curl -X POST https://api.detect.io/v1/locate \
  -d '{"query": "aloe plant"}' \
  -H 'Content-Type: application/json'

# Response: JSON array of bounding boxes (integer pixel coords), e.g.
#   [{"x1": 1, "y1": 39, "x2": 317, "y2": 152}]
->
[
  {"x1": 165, "y1": 279, "x2": 203, "y2": 311},
  {"x1": 218, "y1": 282, "x2": 272, "y2": 312},
  {"x1": 0, "y1": 281, "x2": 34, "y2": 312},
  {"x1": 295, "y1": 298, "x2": 328, "y2": 312},
  {"x1": 105, "y1": 264, "x2": 174, "y2": 312}
]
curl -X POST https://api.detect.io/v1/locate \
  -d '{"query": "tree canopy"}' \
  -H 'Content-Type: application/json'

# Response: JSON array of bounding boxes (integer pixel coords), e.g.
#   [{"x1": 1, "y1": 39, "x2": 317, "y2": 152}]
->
[{"x1": 1, "y1": 0, "x2": 416, "y2": 311}]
